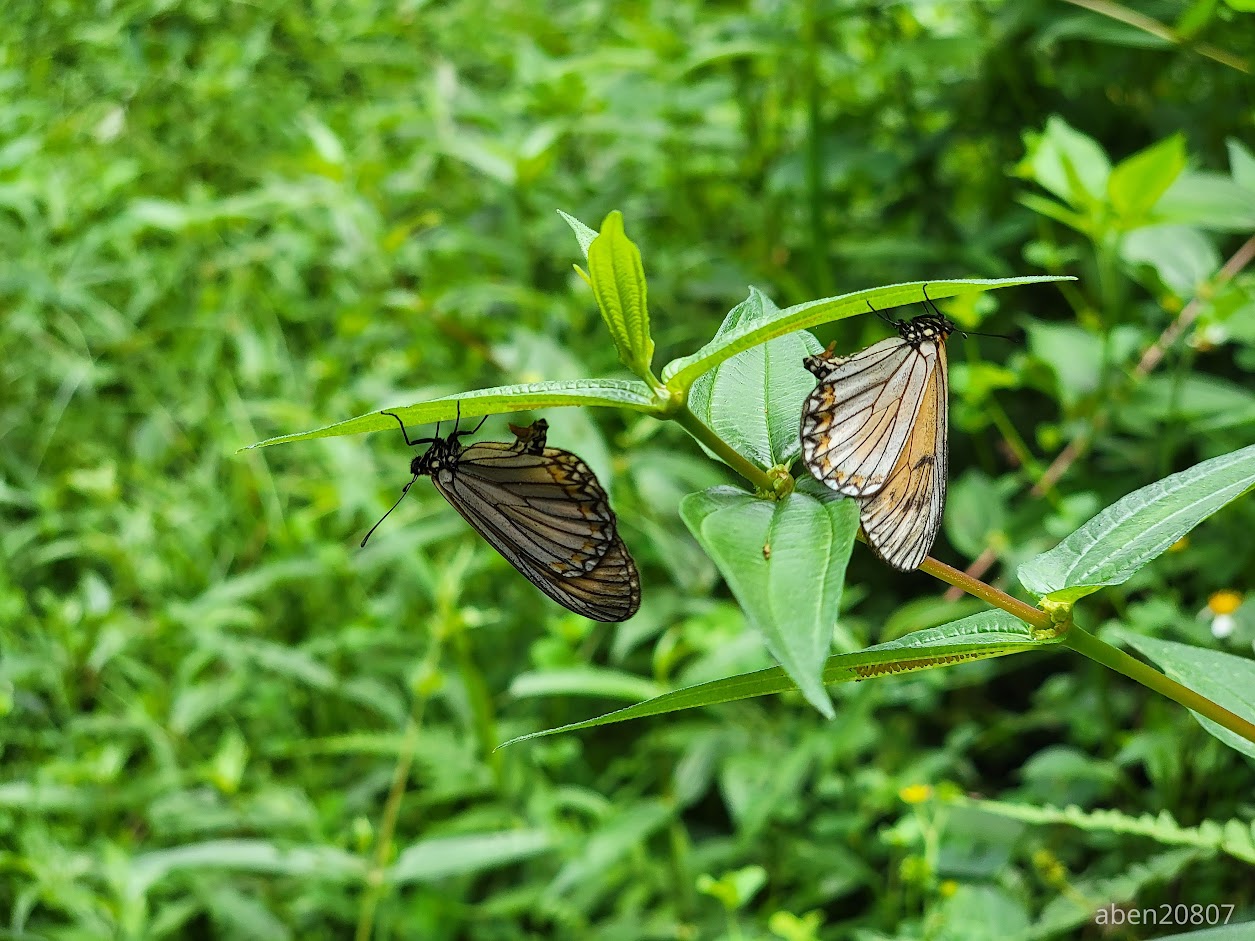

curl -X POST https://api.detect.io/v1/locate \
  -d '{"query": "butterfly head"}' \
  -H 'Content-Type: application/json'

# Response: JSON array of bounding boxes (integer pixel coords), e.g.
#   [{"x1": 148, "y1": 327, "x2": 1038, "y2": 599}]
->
[
  {"x1": 412, "y1": 432, "x2": 461, "y2": 478},
  {"x1": 898, "y1": 313, "x2": 955, "y2": 348}
]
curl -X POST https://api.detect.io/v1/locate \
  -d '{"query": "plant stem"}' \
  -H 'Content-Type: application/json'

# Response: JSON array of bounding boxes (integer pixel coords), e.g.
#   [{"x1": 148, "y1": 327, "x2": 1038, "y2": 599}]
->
[
  {"x1": 355, "y1": 639, "x2": 443, "y2": 941},
  {"x1": 919, "y1": 556, "x2": 1052, "y2": 631},
  {"x1": 1063, "y1": 626, "x2": 1255, "y2": 745},
  {"x1": 666, "y1": 406, "x2": 1255, "y2": 749},
  {"x1": 671, "y1": 405, "x2": 777, "y2": 493}
]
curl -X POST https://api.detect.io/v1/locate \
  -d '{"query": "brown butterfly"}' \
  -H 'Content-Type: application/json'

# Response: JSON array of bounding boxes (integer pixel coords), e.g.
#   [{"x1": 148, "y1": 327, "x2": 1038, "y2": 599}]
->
[{"x1": 364, "y1": 411, "x2": 640, "y2": 621}]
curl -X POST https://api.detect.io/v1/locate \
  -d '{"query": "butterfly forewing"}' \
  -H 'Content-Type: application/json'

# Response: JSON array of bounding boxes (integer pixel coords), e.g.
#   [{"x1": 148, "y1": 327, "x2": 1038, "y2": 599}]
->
[
  {"x1": 445, "y1": 442, "x2": 617, "y2": 575},
  {"x1": 856, "y1": 341, "x2": 949, "y2": 571},
  {"x1": 403, "y1": 419, "x2": 640, "y2": 622},
  {"x1": 799, "y1": 307, "x2": 956, "y2": 572},
  {"x1": 800, "y1": 337, "x2": 935, "y2": 497}
]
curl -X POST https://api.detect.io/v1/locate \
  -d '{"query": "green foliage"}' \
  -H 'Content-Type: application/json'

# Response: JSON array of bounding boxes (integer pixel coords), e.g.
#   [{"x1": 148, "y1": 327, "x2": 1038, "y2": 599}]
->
[{"x1": 4, "y1": 1, "x2": 1255, "y2": 939}]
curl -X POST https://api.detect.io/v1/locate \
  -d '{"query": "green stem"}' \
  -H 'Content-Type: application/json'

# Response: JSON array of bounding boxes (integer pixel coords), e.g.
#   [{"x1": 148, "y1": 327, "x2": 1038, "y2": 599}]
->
[
  {"x1": 919, "y1": 556, "x2": 1052, "y2": 631},
  {"x1": 671, "y1": 405, "x2": 776, "y2": 493},
  {"x1": 917, "y1": 557, "x2": 1255, "y2": 747},
  {"x1": 354, "y1": 639, "x2": 444, "y2": 941},
  {"x1": 1062, "y1": 627, "x2": 1255, "y2": 746}
]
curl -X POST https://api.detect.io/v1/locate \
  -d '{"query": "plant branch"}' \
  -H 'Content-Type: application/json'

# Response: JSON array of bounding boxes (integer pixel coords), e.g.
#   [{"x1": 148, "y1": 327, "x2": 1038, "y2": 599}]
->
[
  {"x1": 1059, "y1": 0, "x2": 1249, "y2": 73},
  {"x1": 918, "y1": 557, "x2": 1255, "y2": 746},
  {"x1": 671, "y1": 405, "x2": 778, "y2": 493},
  {"x1": 919, "y1": 556, "x2": 1053, "y2": 631},
  {"x1": 1063, "y1": 627, "x2": 1255, "y2": 746}
]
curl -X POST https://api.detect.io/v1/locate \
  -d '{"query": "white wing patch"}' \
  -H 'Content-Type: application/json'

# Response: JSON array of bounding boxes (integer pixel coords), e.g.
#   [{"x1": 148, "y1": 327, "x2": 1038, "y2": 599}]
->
[
  {"x1": 800, "y1": 338, "x2": 938, "y2": 497},
  {"x1": 857, "y1": 342, "x2": 949, "y2": 571}
]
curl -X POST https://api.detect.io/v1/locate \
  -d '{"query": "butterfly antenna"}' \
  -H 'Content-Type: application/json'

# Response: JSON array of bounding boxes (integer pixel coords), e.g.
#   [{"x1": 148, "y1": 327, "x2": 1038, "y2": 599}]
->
[
  {"x1": 921, "y1": 284, "x2": 1013, "y2": 341},
  {"x1": 867, "y1": 299, "x2": 900, "y2": 327},
  {"x1": 361, "y1": 477, "x2": 417, "y2": 547}
]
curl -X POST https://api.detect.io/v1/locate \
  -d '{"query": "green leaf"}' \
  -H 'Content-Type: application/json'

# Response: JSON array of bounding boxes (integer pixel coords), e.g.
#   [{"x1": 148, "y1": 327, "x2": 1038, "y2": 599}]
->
[
  {"x1": 934, "y1": 885, "x2": 1029, "y2": 941},
  {"x1": 240, "y1": 379, "x2": 658, "y2": 449},
  {"x1": 498, "y1": 611, "x2": 1055, "y2": 746},
  {"x1": 129, "y1": 840, "x2": 365, "y2": 894},
  {"x1": 1157, "y1": 171, "x2": 1255, "y2": 232},
  {"x1": 557, "y1": 208, "x2": 599, "y2": 258},
  {"x1": 679, "y1": 486, "x2": 859, "y2": 715},
  {"x1": 1116, "y1": 632, "x2": 1255, "y2": 760},
  {"x1": 1228, "y1": 138, "x2": 1255, "y2": 191},
  {"x1": 1018, "y1": 443, "x2": 1255, "y2": 601},
  {"x1": 586, "y1": 211, "x2": 655, "y2": 377},
  {"x1": 687, "y1": 286, "x2": 824, "y2": 469},
  {"x1": 1108, "y1": 134, "x2": 1186, "y2": 222},
  {"x1": 1026, "y1": 321, "x2": 1105, "y2": 410},
  {"x1": 662, "y1": 277, "x2": 1068, "y2": 393},
  {"x1": 1016, "y1": 192, "x2": 1092, "y2": 234},
  {"x1": 387, "y1": 830, "x2": 553, "y2": 885},
  {"x1": 549, "y1": 800, "x2": 673, "y2": 895},
  {"x1": 1120, "y1": 224, "x2": 1220, "y2": 295},
  {"x1": 508, "y1": 667, "x2": 666, "y2": 703},
  {"x1": 1019, "y1": 115, "x2": 1112, "y2": 207}
]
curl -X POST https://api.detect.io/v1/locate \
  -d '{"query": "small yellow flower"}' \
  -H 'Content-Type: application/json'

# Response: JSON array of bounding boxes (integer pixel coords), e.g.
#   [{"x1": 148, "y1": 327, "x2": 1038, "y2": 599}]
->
[
  {"x1": 939, "y1": 880, "x2": 959, "y2": 898},
  {"x1": 1202, "y1": 590, "x2": 1243, "y2": 639},
  {"x1": 1208, "y1": 591, "x2": 1242, "y2": 616},
  {"x1": 899, "y1": 784, "x2": 933, "y2": 804}
]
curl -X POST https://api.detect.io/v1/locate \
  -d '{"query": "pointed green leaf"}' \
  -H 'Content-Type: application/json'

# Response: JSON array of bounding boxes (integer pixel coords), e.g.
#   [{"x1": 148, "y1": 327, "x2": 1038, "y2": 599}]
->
[
  {"x1": 387, "y1": 830, "x2": 553, "y2": 885},
  {"x1": 1157, "y1": 171, "x2": 1255, "y2": 232},
  {"x1": 661, "y1": 277, "x2": 1070, "y2": 393},
  {"x1": 1018, "y1": 443, "x2": 1255, "y2": 601},
  {"x1": 1016, "y1": 192, "x2": 1092, "y2": 233},
  {"x1": 688, "y1": 287, "x2": 824, "y2": 469},
  {"x1": 498, "y1": 610, "x2": 1054, "y2": 746},
  {"x1": 1228, "y1": 138, "x2": 1255, "y2": 192},
  {"x1": 1116, "y1": 632, "x2": 1255, "y2": 760},
  {"x1": 557, "y1": 208, "x2": 599, "y2": 258},
  {"x1": 680, "y1": 486, "x2": 859, "y2": 716},
  {"x1": 1019, "y1": 115, "x2": 1112, "y2": 206},
  {"x1": 240, "y1": 378, "x2": 657, "y2": 450},
  {"x1": 1108, "y1": 133, "x2": 1186, "y2": 221},
  {"x1": 587, "y1": 211, "x2": 655, "y2": 376}
]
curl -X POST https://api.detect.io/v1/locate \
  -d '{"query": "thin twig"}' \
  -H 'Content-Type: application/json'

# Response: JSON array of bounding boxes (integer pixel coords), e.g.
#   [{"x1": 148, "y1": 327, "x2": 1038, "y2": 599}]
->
[
  {"x1": 946, "y1": 232, "x2": 1255, "y2": 596},
  {"x1": 1059, "y1": 0, "x2": 1249, "y2": 73}
]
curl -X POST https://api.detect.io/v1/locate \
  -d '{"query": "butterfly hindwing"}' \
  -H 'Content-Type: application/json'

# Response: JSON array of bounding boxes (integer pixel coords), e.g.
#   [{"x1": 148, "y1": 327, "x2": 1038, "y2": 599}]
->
[{"x1": 857, "y1": 342, "x2": 949, "y2": 571}]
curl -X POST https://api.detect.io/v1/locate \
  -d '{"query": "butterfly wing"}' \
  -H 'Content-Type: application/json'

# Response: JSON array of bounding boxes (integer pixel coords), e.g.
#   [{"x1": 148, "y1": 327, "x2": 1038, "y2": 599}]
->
[
  {"x1": 443, "y1": 441, "x2": 618, "y2": 575},
  {"x1": 801, "y1": 337, "x2": 937, "y2": 497},
  {"x1": 430, "y1": 457, "x2": 640, "y2": 622},
  {"x1": 527, "y1": 533, "x2": 641, "y2": 622},
  {"x1": 857, "y1": 342, "x2": 949, "y2": 571}
]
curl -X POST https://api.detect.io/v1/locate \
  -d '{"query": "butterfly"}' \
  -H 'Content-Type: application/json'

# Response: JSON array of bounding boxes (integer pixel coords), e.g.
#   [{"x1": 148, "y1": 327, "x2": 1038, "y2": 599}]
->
[
  {"x1": 362, "y1": 410, "x2": 640, "y2": 621},
  {"x1": 799, "y1": 290, "x2": 955, "y2": 571}
]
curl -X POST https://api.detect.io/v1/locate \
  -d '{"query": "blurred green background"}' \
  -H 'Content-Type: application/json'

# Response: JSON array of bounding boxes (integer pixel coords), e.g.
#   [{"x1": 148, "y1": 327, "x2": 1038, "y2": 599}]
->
[{"x1": 3, "y1": 1, "x2": 1254, "y2": 938}]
